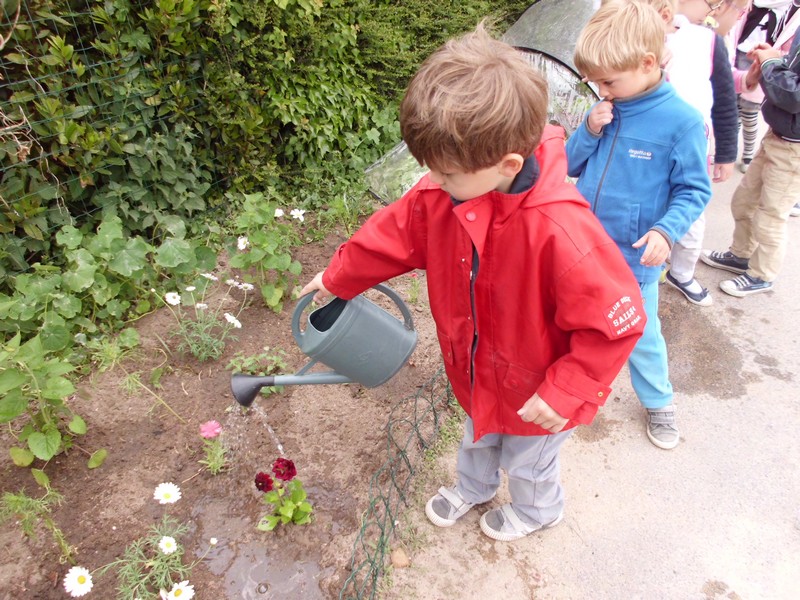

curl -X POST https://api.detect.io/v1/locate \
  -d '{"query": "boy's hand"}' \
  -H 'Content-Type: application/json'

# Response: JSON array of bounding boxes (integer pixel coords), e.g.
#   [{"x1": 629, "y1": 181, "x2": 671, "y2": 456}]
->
[
  {"x1": 632, "y1": 230, "x2": 670, "y2": 266},
  {"x1": 744, "y1": 61, "x2": 762, "y2": 90},
  {"x1": 587, "y1": 101, "x2": 614, "y2": 135},
  {"x1": 299, "y1": 271, "x2": 332, "y2": 303},
  {"x1": 713, "y1": 162, "x2": 734, "y2": 183},
  {"x1": 747, "y1": 43, "x2": 781, "y2": 65},
  {"x1": 517, "y1": 393, "x2": 568, "y2": 433}
]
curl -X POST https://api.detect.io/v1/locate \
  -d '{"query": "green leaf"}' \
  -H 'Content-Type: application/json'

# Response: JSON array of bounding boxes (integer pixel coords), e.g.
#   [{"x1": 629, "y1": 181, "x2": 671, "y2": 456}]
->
[
  {"x1": 256, "y1": 515, "x2": 279, "y2": 531},
  {"x1": 42, "y1": 375, "x2": 75, "y2": 400},
  {"x1": 63, "y1": 249, "x2": 98, "y2": 292},
  {"x1": 56, "y1": 225, "x2": 83, "y2": 249},
  {"x1": 108, "y1": 237, "x2": 151, "y2": 276},
  {"x1": 41, "y1": 323, "x2": 71, "y2": 352},
  {"x1": 155, "y1": 238, "x2": 194, "y2": 268},
  {"x1": 9, "y1": 447, "x2": 35, "y2": 467},
  {"x1": 68, "y1": 414, "x2": 87, "y2": 435},
  {"x1": 117, "y1": 327, "x2": 140, "y2": 349},
  {"x1": 31, "y1": 468, "x2": 50, "y2": 489},
  {"x1": 0, "y1": 389, "x2": 27, "y2": 423},
  {"x1": 0, "y1": 368, "x2": 27, "y2": 395},
  {"x1": 88, "y1": 448, "x2": 108, "y2": 469},
  {"x1": 278, "y1": 501, "x2": 295, "y2": 517},
  {"x1": 28, "y1": 429, "x2": 61, "y2": 461}
]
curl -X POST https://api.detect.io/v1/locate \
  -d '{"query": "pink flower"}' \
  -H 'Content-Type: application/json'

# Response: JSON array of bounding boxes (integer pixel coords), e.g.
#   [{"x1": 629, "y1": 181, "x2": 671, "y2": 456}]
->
[
  {"x1": 199, "y1": 420, "x2": 222, "y2": 439},
  {"x1": 272, "y1": 458, "x2": 297, "y2": 482}
]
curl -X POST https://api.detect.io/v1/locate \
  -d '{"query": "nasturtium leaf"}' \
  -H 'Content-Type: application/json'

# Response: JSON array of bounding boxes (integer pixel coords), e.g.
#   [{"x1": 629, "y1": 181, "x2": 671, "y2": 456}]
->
[
  {"x1": 117, "y1": 327, "x2": 140, "y2": 349},
  {"x1": 155, "y1": 238, "x2": 194, "y2": 268},
  {"x1": 56, "y1": 225, "x2": 83, "y2": 249}
]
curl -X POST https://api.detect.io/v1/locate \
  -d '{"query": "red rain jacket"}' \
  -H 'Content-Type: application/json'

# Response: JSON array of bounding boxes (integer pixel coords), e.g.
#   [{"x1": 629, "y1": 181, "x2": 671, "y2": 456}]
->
[{"x1": 323, "y1": 126, "x2": 645, "y2": 439}]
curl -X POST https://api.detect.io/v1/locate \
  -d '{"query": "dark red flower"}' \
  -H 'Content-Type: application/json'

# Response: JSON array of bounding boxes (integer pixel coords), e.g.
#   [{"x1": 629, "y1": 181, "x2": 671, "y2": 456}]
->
[
  {"x1": 272, "y1": 458, "x2": 297, "y2": 481},
  {"x1": 255, "y1": 471, "x2": 274, "y2": 492}
]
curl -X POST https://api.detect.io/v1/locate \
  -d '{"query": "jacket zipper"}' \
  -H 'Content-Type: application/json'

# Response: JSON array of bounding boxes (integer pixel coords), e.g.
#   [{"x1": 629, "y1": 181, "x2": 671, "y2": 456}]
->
[
  {"x1": 592, "y1": 106, "x2": 622, "y2": 215},
  {"x1": 469, "y1": 244, "x2": 478, "y2": 387}
]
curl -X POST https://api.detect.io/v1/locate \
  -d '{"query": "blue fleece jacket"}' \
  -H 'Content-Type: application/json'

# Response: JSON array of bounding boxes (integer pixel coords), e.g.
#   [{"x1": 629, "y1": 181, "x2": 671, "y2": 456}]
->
[{"x1": 566, "y1": 76, "x2": 712, "y2": 284}]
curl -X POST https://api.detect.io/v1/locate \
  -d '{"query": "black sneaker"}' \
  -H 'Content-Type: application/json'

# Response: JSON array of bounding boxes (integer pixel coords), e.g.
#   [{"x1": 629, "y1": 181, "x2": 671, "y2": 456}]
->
[
  {"x1": 719, "y1": 273, "x2": 773, "y2": 297},
  {"x1": 700, "y1": 250, "x2": 749, "y2": 274}
]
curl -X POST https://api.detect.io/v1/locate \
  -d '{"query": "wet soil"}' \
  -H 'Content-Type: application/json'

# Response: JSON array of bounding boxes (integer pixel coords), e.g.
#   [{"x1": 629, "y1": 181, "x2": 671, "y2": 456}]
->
[{"x1": 0, "y1": 226, "x2": 443, "y2": 600}]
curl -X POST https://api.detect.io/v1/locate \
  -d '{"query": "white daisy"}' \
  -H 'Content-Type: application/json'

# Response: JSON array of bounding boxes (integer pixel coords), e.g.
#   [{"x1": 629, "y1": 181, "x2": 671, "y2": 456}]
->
[
  {"x1": 167, "y1": 580, "x2": 195, "y2": 600},
  {"x1": 225, "y1": 278, "x2": 237, "y2": 286},
  {"x1": 237, "y1": 236, "x2": 250, "y2": 251},
  {"x1": 223, "y1": 313, "x2": 242, "y2": 329},
  {"x1": 209, "y1": 537, "x2": 218, "y2": 545},
  {"x1": 63, "y1": 566, "x2": 93, "y2": 597},
  {"x1": 185, "y1": 286, "x2": 196, "y2": 292},
  {"x1": 195, "y1": 303, "x2": 208, "y2": 310},
  {"x1": 200, "y1": 273, "x2": 218, "y2": 281},
  {"x1": 158, "y1": 535, "x2": 178, "y2": 554},
  {"x1": 153, "y1": 482, "x2": 181, "y2": 504},
  {"x1": 165, "y1": 292, "x2": 181, "y2": 306},
  {"x1": 274, "y1": 208, "x2": 285, "y2": 218},
  {"x1": 240, "y1": 283, "x2": 255, "y2": 292},
  {"x1": 289, "y1": 208, "x2": 305, "y2": 222}
]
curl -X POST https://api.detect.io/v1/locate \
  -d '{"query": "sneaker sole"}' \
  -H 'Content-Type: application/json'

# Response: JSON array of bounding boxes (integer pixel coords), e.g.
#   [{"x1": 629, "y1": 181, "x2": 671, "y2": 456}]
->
[
  {"x1": 719, "y1": 282, "x2": 773, "y2": 298},
  {"x1": 646, "y1": 427, "x2": 679, "y2": 450},
  {"x1": 424, "y1": 496, "x2": 462, "y2": 528},
  {"x1": 699, "y1": 254, "x2": 747, "y2": 275},
  {"x1": 664, "y1": 276, "x2": 713, "y2": 307},
  {"x1": 479, "y1": 510, "x2": 564, "y2": 542}
]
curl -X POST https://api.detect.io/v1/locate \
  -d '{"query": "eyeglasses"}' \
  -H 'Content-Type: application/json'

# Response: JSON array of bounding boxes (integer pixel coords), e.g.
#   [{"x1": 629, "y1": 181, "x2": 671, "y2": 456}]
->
[{"x1": 704, "y1": 0, "x2": 726, "y2": 14}]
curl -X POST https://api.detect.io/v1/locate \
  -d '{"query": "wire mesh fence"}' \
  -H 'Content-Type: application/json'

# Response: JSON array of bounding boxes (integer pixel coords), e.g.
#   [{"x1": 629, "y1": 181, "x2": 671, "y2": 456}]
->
[{"x1": 339, "y1": 366, "x2": 456, "y2": 599}]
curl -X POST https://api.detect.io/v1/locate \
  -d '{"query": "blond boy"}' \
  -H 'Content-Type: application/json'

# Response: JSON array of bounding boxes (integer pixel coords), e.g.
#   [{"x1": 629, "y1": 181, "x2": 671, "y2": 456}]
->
[
  {"x1": 566, "y1": 2, "x2": 712, "y2": 449},
  {"x1": 301, "y1": 25, "x2": 644, "y2": 540}
]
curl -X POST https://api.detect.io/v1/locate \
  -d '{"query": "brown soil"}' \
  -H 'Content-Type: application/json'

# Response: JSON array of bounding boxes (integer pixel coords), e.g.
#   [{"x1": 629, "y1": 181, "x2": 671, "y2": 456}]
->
[{"x1": 0, "y1": 227, "x2": 443, "y2": 600}]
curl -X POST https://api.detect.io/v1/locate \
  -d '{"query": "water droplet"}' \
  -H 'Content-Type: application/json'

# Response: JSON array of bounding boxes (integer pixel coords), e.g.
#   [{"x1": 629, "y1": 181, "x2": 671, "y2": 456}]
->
[{"x1": 256, "y1": 582, "x2": 270, "y2": 594}]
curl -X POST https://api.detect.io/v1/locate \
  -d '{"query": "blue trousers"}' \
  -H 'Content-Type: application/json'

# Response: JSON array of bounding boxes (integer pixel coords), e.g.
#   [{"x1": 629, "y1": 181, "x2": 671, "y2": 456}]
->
[
  {"x1": 628, "y1": 280, "x2": 673, "y2": 409},
  {"x1": 455, "y1": 417, "x2": 573, "y2": 526}
]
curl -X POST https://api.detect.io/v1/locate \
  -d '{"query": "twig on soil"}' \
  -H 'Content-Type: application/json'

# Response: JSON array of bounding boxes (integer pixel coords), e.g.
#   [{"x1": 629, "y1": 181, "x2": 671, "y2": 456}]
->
[
  {"x1": 134, "y1": 378, "x2": 186, "y2": 423},
  {"x1": 181, "y1": 468, "x2": 203, "y2": 484}
]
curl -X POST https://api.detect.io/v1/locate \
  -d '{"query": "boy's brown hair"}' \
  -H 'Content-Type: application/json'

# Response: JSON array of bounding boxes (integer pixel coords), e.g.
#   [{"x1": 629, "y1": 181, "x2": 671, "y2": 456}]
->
[
  {"x1": 574, "y1": 1, "x2": 665, "y2": 76},
  {"x1": 399, "y1": 24, "x2": 548, "y2": 173}
]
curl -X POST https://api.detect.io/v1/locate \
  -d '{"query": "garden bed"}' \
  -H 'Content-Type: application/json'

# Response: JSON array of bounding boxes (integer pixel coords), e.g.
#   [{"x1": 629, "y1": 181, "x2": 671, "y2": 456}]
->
[{"x1": 0, "y1": 231, "x2": 444, "y2": 599}]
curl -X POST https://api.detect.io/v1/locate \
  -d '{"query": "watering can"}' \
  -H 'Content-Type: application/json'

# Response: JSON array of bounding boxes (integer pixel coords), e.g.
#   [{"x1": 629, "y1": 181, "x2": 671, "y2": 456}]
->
[{"x1": 230, "y1": 283, "x2": 418, "y2": 407}]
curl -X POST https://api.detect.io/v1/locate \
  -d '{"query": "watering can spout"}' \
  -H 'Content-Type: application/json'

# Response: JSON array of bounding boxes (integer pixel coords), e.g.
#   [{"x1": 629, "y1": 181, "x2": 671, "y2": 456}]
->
[
  {"x1": 230, "y1": 374, "x2": 275, "y2": 407},
  {"x1": 230, "y1": 372, "x2": 357, "y2": 406}
]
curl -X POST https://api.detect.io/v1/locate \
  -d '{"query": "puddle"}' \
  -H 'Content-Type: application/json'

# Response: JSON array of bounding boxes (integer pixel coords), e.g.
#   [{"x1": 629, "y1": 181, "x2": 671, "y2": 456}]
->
[{"x1": 220, "y1": 543, "x2": 334, "y2": 599}]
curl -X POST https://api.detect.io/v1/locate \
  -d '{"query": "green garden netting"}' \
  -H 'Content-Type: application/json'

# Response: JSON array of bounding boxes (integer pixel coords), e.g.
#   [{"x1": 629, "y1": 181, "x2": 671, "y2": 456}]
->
[{"x1": 339, "y1": 366, "x2": 455, "y2": 599}]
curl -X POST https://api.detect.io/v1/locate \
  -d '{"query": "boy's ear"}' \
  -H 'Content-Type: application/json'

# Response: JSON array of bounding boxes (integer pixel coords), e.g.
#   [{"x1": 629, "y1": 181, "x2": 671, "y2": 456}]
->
[
  {"x1": 641, "y1": 51, "x2": 659, "y2": 73},
  {"x1": 498, "y1": 153, "x2": 525, "y2": 177}
]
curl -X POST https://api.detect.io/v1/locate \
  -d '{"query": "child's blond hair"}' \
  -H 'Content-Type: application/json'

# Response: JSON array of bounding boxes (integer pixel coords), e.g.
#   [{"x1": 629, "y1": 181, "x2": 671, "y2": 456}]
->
[
  {"x1": 574, "y1": 1, "x2": 666, "y2": 76},
  {"x1": 400, "y1": 24, "x2": 548, "y2": 173}
]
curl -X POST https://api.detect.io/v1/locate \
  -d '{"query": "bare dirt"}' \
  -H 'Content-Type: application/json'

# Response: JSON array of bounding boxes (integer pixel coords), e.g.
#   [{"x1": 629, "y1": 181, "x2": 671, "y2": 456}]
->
[{"x1": 0, "y1": 226, "x2": 444, "y2": 600}]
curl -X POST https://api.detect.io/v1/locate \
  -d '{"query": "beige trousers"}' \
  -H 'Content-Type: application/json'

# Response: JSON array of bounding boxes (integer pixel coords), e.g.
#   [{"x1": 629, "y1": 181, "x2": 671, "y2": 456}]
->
[{"x1": 730, "y1": 130, "x2": 800, "y2": 282}]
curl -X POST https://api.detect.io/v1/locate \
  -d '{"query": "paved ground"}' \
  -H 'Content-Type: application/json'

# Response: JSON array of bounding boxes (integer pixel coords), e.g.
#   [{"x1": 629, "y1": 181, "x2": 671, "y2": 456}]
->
[{"x1": 386, "y1": 151, "x2": 800, "y2": 599}]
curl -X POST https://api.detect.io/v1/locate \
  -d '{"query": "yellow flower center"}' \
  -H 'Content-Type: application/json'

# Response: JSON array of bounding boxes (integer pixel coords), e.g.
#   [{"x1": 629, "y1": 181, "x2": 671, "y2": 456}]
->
[
  {"x1": 174, "y1": 590, "x2": 182, "y2": 597},
  {"x1": 77, "y1": 575, "x2": 86, "y2": 584}
]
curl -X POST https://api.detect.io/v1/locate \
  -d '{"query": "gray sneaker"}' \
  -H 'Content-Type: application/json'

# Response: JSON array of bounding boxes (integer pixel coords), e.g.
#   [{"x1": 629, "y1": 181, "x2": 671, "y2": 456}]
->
[
  {"x1": 425, "y1": 486, "x2": 485, "y2": 527},
  {"x1": 646, "y1": 405, "x2": 679, "y2": 450}
]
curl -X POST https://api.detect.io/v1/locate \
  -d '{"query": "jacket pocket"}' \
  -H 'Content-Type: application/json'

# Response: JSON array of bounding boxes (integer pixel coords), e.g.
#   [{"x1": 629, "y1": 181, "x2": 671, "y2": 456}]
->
[{"x1": 502, "y1": 363, "x2": 544, "y2": 398}]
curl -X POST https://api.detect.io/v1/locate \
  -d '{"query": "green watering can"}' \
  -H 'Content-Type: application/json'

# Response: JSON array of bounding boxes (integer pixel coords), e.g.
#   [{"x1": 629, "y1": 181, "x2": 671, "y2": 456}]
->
[{"x1": 230, "y1": 283, "x2": 418, "y2": 407}]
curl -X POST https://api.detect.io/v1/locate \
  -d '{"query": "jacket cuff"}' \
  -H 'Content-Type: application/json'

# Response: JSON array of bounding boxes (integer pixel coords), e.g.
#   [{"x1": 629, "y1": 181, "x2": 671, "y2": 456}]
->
[
  {"x1": 538, "y1": 366, "x2": 612, "y2": 425},
  {"x1": 650, "y1": 227, "x2": 673, "y2": 249}
]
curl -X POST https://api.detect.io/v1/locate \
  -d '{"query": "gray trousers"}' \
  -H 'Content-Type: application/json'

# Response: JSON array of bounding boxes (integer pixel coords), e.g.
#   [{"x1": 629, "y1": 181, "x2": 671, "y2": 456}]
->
[{"x1": 455, "y1": 417, "x2": 573, "y2": 527}]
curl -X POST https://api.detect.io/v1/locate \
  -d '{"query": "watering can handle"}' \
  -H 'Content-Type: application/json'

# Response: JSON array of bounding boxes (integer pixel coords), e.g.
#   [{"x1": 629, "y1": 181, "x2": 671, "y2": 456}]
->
[{"x1": 291, "y1": 282, "x2": 415, "y2": 343}]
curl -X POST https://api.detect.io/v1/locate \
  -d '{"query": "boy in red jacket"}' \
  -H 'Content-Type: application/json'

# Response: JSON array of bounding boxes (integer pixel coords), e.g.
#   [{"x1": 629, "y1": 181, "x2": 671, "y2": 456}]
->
[{"x1": 300, "y1": 25, "x2": 645, "y2": 542}]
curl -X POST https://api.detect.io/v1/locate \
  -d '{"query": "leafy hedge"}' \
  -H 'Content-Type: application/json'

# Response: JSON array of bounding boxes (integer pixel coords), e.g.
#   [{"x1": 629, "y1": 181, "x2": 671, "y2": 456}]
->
[{"x1": 0, "y1": 0, "x2": 533, "y2": 461}]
